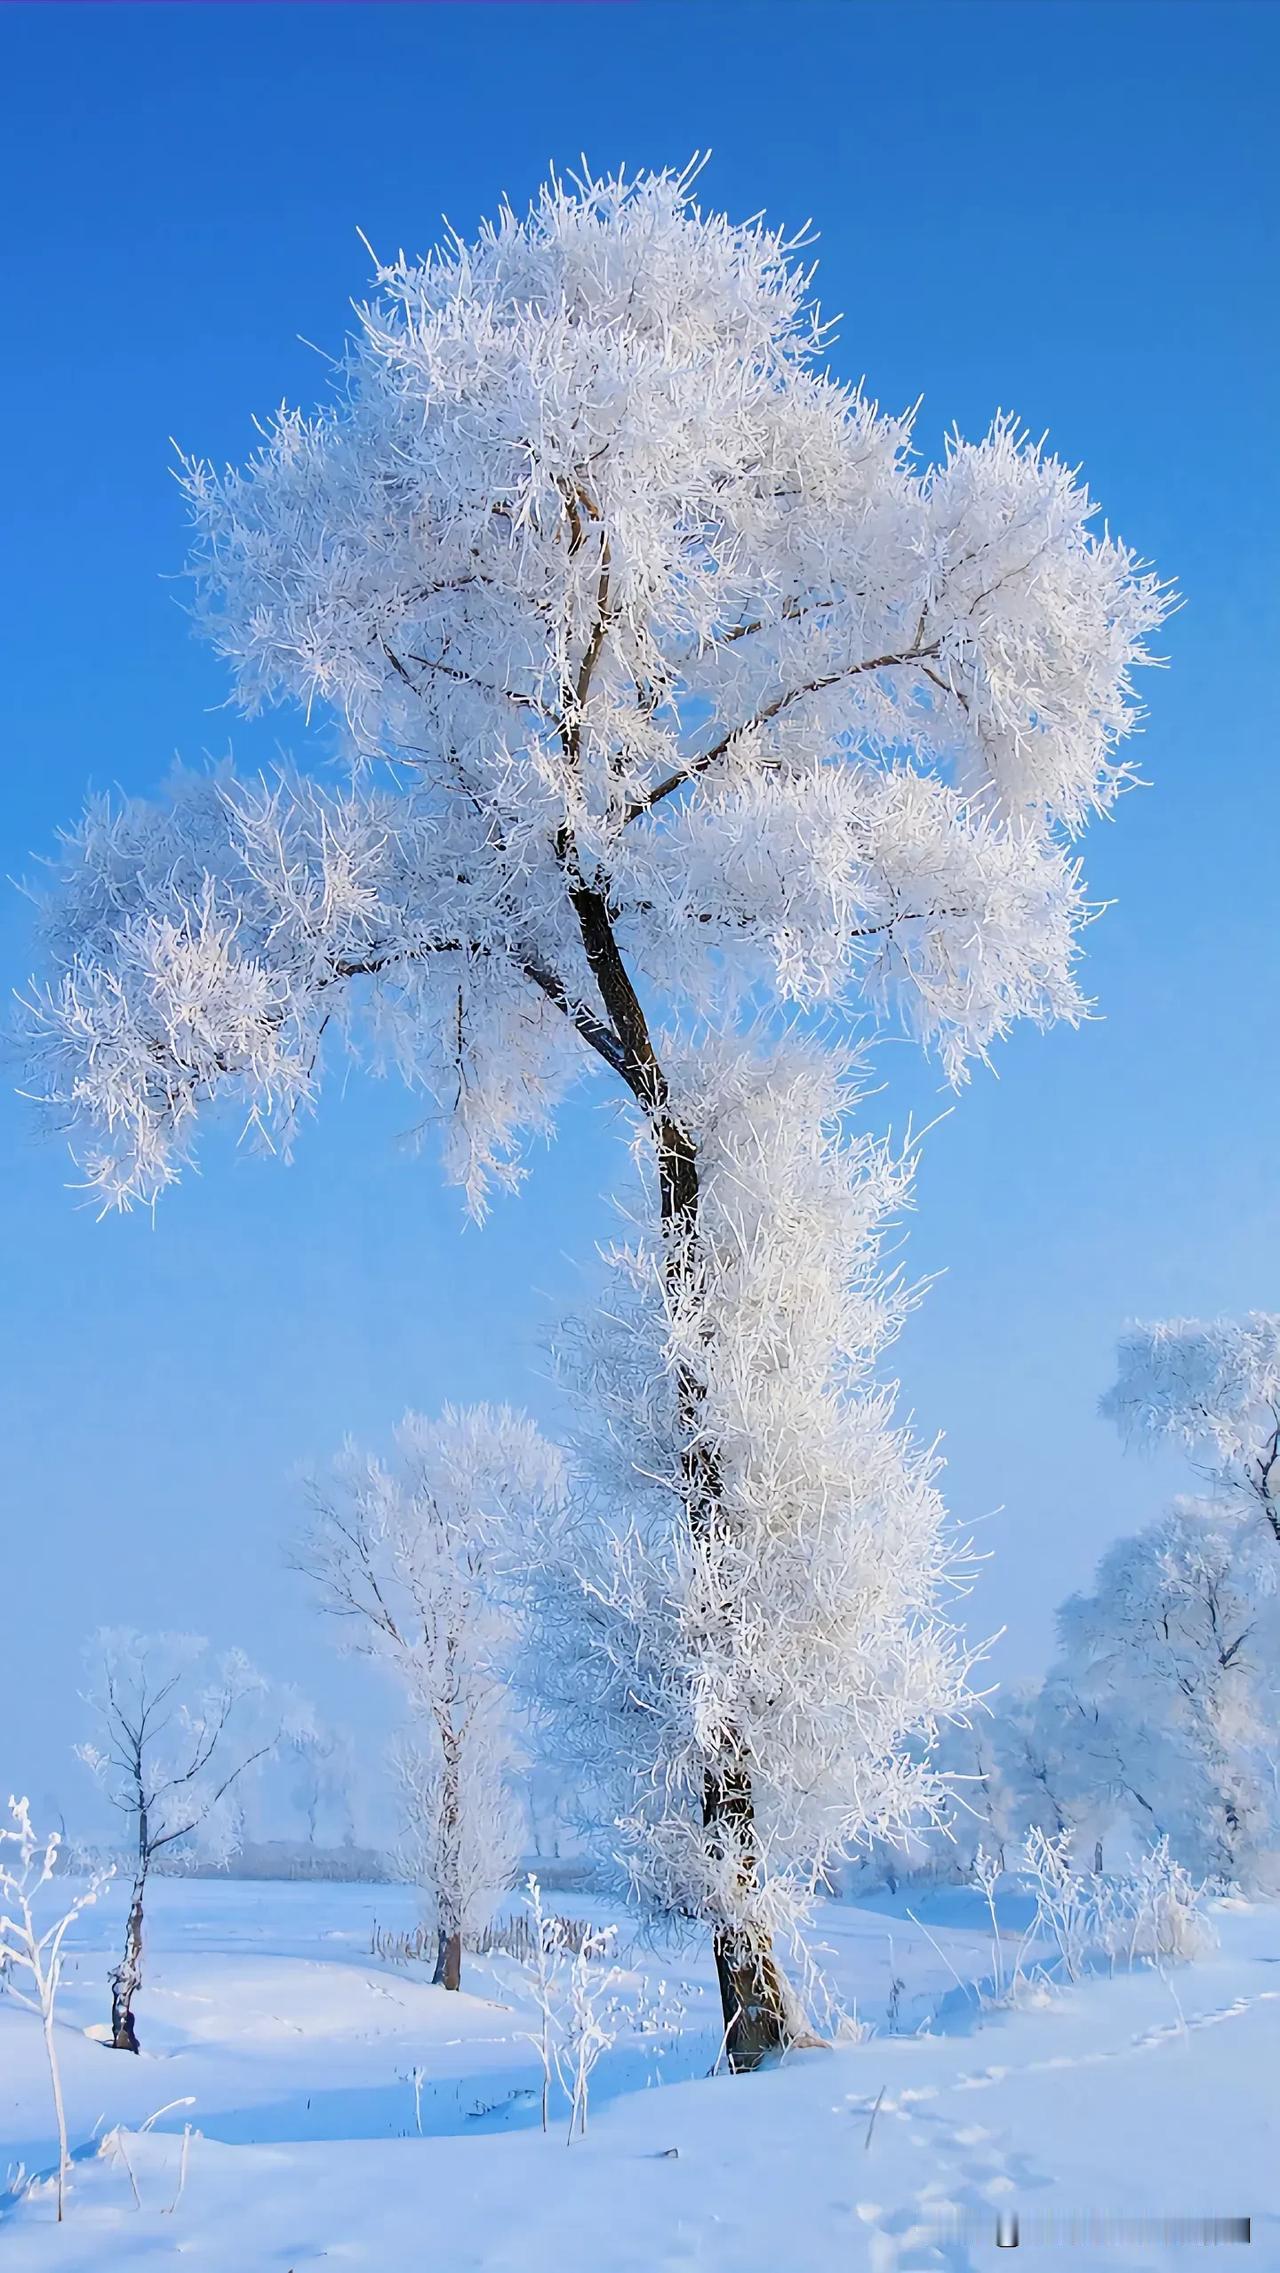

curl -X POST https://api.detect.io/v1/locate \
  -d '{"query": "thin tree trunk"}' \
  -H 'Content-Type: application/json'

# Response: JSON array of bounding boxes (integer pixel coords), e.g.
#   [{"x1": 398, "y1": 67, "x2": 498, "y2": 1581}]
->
[
  {"x1": 432, "y1": 1706, "x2": 464, "y2": 1992},
  {"x1": 656, "y1": 1113, "x2": 793, "y2": 2071},
  {"x1": 110, "y1": 1788, "x2": 148, "y2": 2053},
  {"x1": 553, "y1": 521, "x2": 794, "y2": 2063},
  {"x1": 110, "y1": 1864, "x2": 146, "y2": 2052},
  {"x1": 550, "y1": 442, "x2": 800, "y2": 2059},
  {"x1": 563, "y1": 869, "x2": 794, "y2": 2071}
]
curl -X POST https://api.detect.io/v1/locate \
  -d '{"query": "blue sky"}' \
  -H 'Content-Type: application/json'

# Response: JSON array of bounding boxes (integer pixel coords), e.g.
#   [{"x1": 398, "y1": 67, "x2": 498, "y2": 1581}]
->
[{"x1": 1, "y1": 1, "x2": 1276, "y2": 1822}]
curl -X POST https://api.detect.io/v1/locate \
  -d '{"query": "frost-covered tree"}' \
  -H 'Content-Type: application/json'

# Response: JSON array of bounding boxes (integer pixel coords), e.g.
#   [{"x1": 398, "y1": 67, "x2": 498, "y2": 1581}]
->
[
  {"x1": 391, "y1": 1711, "x2": 521, "y2": 1982},
  {"x1": 923, "y1": 1682, "x2": 1069, "y2": 1876},
  {"x1": 845, "y1": 1681, "x2": 1070, "y2": 1892},
  {"x1": 77, "y1": 1630, "x2": 283, "y2": 2050},
  {"x1": 297, "y1": 1406, "x2": 543, "y2": 1989},
  {"x1": 993, "y1": 1684, "x2": 1072, "y2": 1844},
  {"x1": 1103, "y1": 1315, "x2": 1280, "y2": 1549},
  {"x1": 25, "y1": 166, "x2": 1169, "y2": 2060},
  {"x1": 515, "y1": 1035, "x2": 976, "y2": 2020},
  {"x1": 940, "y1": 1712, "x2": 1022, "y2": 1873},
  {"x1": 287, "y1": 1722, "x2": 357, "y2": 1850},
  {"x1": 1032, "y1": 1670, "x2": 1139, "y2": 1868},
  {"x1": 1049, "y1": 1506, "x2": 1279, "y2": 1884}
]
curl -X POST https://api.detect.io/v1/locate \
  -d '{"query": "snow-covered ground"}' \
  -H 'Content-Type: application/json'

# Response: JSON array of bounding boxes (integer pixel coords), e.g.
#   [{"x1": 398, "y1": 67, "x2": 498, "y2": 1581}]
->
[{"x1": 2, "y1": 1875, "x2": 1275, "y2": 2268}]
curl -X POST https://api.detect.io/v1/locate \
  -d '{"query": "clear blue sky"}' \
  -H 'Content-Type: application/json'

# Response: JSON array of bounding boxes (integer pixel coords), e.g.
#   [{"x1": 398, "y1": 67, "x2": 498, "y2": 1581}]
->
[{"x1": 2, "y1": 1, "x2": 1276, "y2": 1824}]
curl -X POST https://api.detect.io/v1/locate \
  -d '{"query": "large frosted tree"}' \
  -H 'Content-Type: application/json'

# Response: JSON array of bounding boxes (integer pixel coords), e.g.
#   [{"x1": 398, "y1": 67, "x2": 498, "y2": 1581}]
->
[{"x1": 26, "y1": 165, "x2": 1168, "y2": 2063}]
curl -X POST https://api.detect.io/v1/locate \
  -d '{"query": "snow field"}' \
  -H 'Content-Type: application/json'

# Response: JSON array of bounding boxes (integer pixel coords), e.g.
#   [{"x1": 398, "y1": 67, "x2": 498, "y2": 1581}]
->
[{"x1": 3, "y1": 1876, "x2": 1276, "y2": 2269}]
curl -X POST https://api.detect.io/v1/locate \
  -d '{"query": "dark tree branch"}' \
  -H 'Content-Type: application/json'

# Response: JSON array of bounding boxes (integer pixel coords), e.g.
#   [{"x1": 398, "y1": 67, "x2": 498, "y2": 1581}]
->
[{"x1": 624, "y1": 638, "x2": 942, "y2": 823}]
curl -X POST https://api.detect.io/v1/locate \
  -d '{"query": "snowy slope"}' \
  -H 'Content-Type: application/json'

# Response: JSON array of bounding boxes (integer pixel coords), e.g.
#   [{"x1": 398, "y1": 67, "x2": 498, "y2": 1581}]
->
[{"x1": 2, "y1": 1878, "x2": 1274, "y2": 2269}]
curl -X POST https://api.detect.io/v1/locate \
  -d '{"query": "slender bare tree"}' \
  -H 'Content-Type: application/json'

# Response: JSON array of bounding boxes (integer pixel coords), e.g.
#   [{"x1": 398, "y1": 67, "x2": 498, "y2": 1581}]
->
[{"x1": 77, "y1": 1631, "x2": 280, "y2": 2050}]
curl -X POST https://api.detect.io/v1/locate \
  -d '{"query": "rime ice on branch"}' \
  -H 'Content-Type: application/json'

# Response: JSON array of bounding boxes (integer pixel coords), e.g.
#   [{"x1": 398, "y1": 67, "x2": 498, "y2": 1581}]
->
[{"x1": 26, "y1": 165, "x2": 1171, "y2": 2062}]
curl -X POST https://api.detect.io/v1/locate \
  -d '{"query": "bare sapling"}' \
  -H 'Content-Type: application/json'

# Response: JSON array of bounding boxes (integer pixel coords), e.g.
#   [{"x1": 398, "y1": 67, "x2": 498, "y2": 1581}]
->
[
  {"x1": 520, "y1": 1874, "x2": 626, "y2": 2141},
  {"x1": 0, "y1": 1797, "x2": 113, "y2": 2221},
  {"x1": 77, "y1": 1630, "x2": 283, "y2": 2049}
]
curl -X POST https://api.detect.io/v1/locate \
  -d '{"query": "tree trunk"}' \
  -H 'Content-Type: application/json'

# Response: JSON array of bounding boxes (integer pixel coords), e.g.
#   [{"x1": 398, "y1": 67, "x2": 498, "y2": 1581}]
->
[
  {"x1": 657, "y1": 1113, "x2": 793, "y2": 2071},
  {"x1": 702, "y1": 1757, "x2": 796, "y2": 2070},
  {"x1": 563, "y1": 874, "x2": 793, "y2": 2069},
  {"x1": 433, "y1": 1928, "x2": 463, "y2": 1992},
  {"x1": 432, "y1": 1703, "x2": 464, "y2": 1991},
  {"x1": 710, "y1": 1926, "x2": 796, "y2": 2071},
  {"x1": 109, "y1": 1864, "x2": 146, "y2": 2052}
]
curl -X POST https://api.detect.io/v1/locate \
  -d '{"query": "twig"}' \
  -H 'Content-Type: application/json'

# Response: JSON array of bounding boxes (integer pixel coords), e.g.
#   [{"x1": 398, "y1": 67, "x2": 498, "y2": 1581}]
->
[
  {"x1": 109, "y1": 2127, "x2": 142, "y2": 2211},
  {"x1": 904, "y1": 1907, "x2": 980, "y2": 2006},
  {"x1": 710, "y1": 2000, "x2": 742, "y2": 2078},
  {"x1": 163, "y1": 2124, "x2": 192, "y2": 2215}
]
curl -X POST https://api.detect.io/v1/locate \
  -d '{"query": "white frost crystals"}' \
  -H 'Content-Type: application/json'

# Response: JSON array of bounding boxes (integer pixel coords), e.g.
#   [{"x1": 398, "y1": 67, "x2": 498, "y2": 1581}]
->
[
  {"x1": 1103, "y1": 1314, "x2": 1280, "y2": 1548},
  {"x1": 24, "y1": 162, "x2": 1169, "y2": 1215},
  {"x1": 516, "y1": 1035, "x2": 978, "y2": 1944}
]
